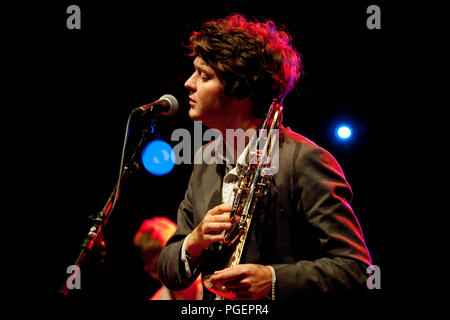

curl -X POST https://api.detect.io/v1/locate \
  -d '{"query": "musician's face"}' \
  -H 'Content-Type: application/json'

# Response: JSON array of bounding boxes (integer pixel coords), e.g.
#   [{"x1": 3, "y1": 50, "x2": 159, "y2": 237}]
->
[{"x1": 185, "y1": 56, "x2": 228, "y2": 127}]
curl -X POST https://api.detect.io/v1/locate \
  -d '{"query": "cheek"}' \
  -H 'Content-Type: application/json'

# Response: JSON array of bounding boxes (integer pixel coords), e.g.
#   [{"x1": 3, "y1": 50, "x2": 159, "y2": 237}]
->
[{"x1": 198, "y1": 82, "x2": 225, "y2": 108}]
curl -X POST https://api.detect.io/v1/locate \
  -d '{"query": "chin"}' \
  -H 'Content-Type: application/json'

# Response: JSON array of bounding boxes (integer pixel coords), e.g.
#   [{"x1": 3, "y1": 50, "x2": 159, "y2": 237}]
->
[{"x1": 188, "y1": 108, "x2": 201, "y2": 121}]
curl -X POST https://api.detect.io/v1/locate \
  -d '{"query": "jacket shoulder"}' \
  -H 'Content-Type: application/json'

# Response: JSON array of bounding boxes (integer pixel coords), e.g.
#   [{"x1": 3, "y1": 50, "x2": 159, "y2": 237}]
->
[
  {"x1": 280, "y1": 126, "x2": 319, "y2": 147},
  {"x1": 280, "y1": 127, "x2": 345, "y2": 177}
]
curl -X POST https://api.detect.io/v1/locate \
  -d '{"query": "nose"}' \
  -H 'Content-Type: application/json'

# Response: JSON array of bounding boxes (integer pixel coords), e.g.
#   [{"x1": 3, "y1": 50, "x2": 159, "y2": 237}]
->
[{"x1": 184, "y1": 72, "x2": 196, "y2": 92}]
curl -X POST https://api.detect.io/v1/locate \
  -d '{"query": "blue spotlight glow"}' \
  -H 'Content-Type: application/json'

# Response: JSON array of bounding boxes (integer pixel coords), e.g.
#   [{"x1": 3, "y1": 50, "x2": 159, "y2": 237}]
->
[
  {"x1": 336, "y1": 125, "x2": 352, "y2": 140},
  {"x1": 141, "y1": 140, "x2": 175, "y2": 176}
]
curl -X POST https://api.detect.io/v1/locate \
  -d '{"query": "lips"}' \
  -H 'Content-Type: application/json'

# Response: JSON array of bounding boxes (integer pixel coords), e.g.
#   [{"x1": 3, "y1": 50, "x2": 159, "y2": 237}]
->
[{"x1": 189, "y1": 96, "x2": 196, "y2": 106}]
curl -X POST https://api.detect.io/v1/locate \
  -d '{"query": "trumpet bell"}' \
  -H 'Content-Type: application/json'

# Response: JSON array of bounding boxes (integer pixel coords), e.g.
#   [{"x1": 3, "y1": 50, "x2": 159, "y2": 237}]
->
[{"x1": 203, "y1": 274, "x2": 237, "y2": 300}]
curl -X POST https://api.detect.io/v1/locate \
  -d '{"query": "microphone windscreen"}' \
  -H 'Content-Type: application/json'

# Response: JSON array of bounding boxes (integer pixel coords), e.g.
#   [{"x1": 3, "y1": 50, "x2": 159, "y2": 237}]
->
[{"x1": 159, "y1": 94, "x2": 178, "y2": 116}]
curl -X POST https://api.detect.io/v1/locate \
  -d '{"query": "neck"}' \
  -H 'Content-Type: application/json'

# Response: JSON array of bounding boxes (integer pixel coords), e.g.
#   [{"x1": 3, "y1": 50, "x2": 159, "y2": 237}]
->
[
  {"x1": 205, "y1": 97, "x2": 264, "y2": 163},
  {"x1": 217, "y1": 117, "x2": 262, "y2": 164},
  {"x1": 218, "y1": 118, "x2": 262, "y2": 136}
]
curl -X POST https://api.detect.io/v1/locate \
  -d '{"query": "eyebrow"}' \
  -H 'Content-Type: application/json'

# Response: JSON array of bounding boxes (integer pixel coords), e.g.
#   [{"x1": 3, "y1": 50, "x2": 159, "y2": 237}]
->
[{"x1": 194, "y1": 60, "x2": 211, "y2": 72}]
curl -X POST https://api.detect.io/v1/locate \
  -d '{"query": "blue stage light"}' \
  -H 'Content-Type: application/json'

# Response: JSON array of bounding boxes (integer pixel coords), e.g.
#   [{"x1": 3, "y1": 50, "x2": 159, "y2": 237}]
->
[
  {"x1": 336, "y1": 125, "x2": 352, "y2": 140},
  {"x1": 141, "y1": 140, "x2": 175, "y2": 176}
]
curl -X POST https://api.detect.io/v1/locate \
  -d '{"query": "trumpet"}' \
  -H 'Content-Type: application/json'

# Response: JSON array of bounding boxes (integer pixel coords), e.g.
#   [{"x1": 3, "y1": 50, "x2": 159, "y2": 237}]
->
[{"x1": 203, "y1": 98, "x2": 283, "y2": 299}]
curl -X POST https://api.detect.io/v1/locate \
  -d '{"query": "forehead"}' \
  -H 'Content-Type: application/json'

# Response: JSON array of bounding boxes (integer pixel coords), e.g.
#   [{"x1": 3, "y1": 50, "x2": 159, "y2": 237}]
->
[{"x1": 194, "y1": 56, "x2": 211, "y2": 69}]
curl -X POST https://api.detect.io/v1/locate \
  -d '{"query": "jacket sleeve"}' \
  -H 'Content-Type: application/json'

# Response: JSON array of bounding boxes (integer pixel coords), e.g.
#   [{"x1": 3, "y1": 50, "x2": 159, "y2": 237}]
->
[
  {"x1": 158, "y1": 165, "x2": 201, "y2": 290},
  {"x1": 271, "y1": 145, "x2": 372, "y2": 298}
]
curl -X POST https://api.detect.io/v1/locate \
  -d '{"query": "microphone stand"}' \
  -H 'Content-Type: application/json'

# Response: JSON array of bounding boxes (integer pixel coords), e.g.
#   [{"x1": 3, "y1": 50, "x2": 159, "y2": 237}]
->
[{"x1": 60, "y1": 115, "x2": 156, "y2": 296}]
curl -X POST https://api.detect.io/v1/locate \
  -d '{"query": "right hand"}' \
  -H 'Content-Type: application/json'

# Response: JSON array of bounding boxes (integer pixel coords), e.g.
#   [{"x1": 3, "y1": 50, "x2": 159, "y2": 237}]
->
[{"x1": 185, "y1": 204, "x2": 233, "y2": 262}]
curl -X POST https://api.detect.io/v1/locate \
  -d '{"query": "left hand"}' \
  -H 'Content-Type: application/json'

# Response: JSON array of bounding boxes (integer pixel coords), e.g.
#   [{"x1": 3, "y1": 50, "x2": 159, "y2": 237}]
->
[{"x1": 209, "y1": 264, "x2": 272, "y2": 300}]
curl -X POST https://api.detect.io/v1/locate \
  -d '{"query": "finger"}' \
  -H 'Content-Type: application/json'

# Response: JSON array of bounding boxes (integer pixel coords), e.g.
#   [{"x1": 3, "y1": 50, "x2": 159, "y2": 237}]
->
[
  {"x1": 230, "y1": 287, "x2": 251, "y2": 300},
  {"x1": 207, "y1": 204, "x2": 232, "y2": 216},
  {"x1": 203, "y1": 234, "x2": 225, "y2": 243},
  {"x1": 206, "y1": 213, "x2": 232, "y2": 223},
  {"x1": 203, "y1": 222, "x2": 232, "y2": 234},
  {"x1": 224, "y1": 279, "x2": 250, "y2": 289},
  {"x1": 210, "y1": 267, "x2": 246, "y2": 283}
]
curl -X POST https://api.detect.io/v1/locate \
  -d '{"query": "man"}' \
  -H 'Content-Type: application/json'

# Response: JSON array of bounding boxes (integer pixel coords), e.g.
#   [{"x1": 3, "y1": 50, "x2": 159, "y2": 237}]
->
[
  {"x1": 133, "y1": 217, "x2": 202, "y2": 299},
  {"x1": 158, "y1": 14, "x2": 372, "y2": 300}
]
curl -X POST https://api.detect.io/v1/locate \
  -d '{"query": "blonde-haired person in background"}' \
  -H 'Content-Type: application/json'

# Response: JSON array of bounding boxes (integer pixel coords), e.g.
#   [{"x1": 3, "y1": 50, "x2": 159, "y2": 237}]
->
[{"x1": 133, "y1": 217, "x2": 202, "y2": 300}]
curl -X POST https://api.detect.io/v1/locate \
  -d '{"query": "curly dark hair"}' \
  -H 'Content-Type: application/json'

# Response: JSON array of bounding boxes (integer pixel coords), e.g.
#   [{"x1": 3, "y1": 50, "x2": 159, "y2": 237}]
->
[{"x1": 188, "y1": 13, "x2": 303, "y2": 118}]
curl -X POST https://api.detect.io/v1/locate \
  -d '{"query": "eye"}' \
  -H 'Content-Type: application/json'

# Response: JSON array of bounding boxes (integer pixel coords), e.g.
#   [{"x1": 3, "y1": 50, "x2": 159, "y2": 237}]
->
[{"x1": 198, "y1": 71, "x2": 209, "y2": 81}]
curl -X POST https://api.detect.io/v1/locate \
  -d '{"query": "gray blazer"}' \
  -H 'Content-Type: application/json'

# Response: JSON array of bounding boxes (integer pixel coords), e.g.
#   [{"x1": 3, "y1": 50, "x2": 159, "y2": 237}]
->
[{"x1": 158, "y1": 127, "x2": 372, "y2": 299}]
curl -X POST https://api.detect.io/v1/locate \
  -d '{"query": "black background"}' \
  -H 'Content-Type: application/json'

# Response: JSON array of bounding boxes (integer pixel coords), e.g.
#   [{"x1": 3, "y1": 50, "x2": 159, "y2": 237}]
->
[{"x1": 7, "y1": 0, "x2": 406, "y2": 303}]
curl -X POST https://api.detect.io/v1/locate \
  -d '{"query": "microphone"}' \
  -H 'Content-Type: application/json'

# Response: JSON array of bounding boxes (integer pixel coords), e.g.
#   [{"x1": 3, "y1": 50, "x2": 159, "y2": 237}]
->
[{"x1": 135, "y1": 94, "x2": 179, "y2": 116}]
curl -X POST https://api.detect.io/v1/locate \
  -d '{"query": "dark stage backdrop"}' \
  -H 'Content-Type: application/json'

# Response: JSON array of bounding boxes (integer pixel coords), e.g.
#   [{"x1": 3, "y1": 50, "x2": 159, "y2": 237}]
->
[{"x1": 11, "y1": 1, "x2": 397, "y2": 300}]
